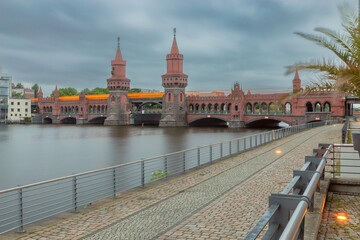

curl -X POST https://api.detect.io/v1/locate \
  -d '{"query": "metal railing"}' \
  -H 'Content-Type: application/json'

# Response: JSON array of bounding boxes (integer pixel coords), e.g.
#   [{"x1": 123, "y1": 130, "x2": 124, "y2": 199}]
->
[
  {"x1": 0, "y1": 121, "x2": 333, "y2": 234},
  {"x1": 326, "y1": 144, "x2": 360, "y2": 178},
  {"x1": 245, "y1": 143, "x2": 332, "y2": 239},
  {"x1": 245, "y1": 141, "x2": 359, "y2": 240},
  {"x1": 341, "y1": 117, "x2": 350, "y2": 143}
]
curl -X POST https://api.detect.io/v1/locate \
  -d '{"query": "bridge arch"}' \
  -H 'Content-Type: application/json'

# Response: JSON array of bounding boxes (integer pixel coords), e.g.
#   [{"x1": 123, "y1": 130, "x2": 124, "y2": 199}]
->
[
  {"x1": 306, "y1": 102, "x2": 314, "y2": 112},
  {"x1": 269, "y1": 102, "x2": 275, "y2": 113},
  {"x1": 324, "y1": 102, "x2": 331, "y2": 112},
  {"x1": 188, "y1": 116, "x2": 229, "y2": 127},
  {"x1": 245, "y1": 117, "x2": 292, "y2": 128},
  {"x1": 88, "y1": 116, "x2": 107, "y2": 124},
  {"x1": 254, "y1": 102, "x2": 260, "y2": 113},
  {"x1": 188, "y1": 104, "x2": 194, "y2": 112},
  {"x1": 60, "y1": 116, "x2": 77, "y2": 124},
  {"x1": 261, "y1": 102, "x2": 267, "y2": 113},
  {"x1": 285, "y1": 102, "x2": 292, "y2": 114},
  {"x1": 315, "y1": 102, "x2": 322, "y2": 112},
  {"x1": 137, "y1": 101, "x2": 162, "y2": 110},
  {"x1": 246, "y1": 103, "x2": 252, "y2": 113},
  {"x1": 214, "y1": 103, "x2": 219, "y2": 112},
  {"x1": 43, "y1": 117, "x2": 53, "y2": 124}
]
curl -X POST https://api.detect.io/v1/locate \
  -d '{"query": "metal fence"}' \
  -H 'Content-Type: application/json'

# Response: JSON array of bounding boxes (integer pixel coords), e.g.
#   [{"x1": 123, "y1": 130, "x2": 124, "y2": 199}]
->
[
  {"x1": 244, "y1": 141, "x2": 359, "y2": 240},
  {"x1": 0, "y1": 121, "x2": 333, "y2": 234},
  {"x1": 341, "y1": 117, "x2": 350, "y2": 143},
  {"x1": 326, "y1": 144, "x2": 360, "y2": 178}
]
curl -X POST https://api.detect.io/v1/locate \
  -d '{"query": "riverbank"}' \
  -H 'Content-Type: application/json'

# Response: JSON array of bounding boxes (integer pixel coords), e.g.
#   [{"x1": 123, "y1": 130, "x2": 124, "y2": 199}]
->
[{"x1": 1, "y1": 124, "x2": 341, "y2": 240}]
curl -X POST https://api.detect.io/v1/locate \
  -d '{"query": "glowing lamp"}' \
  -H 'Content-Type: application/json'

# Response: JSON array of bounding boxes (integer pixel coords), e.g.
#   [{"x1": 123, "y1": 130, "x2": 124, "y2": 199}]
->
[
  {"x1": 336, "y1": 214, "x2": 347, "y2": 221},
  {"x1": 275, "y1": 149, "x2": 282, "y2": 154}
]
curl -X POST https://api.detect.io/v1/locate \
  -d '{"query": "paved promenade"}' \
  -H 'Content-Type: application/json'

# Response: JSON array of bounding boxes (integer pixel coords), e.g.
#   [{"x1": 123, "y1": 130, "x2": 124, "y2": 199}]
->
[
  {"x1": 318, "y1": 192, "x2": 360, "y2": 239},
  {"x1": 2, "y1": 124, "x2": 341, "y2": 240}
]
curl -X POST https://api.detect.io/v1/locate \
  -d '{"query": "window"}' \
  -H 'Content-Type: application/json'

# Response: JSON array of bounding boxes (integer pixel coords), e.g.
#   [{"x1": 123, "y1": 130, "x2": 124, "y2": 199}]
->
[
  {"x1": 17, "y1": 109, "x2": 20, "y2": 112},
  {"x1": 25, "y1": 114, "x2": 27, "y2": 116},
  {"x1": 15, "y1": 114, "x2": 17, "y2": 116},
  {"x1": 10, "y1": 114, "x2": 12, "y2": 116},
  {"x1": 19, "y1": 114, "x2": 21, "y2": 116},
  {"x1": 25, "y1": 102, "x2": 28, "y2": 106},
  {"x1": 25, "y1": 109, "x2": 28, "y2": 112},
  {"x1": 17, "y1": 102, "x2": 20, "y2": 105},
  {"x1": 11, "y1": 108, "x2": 14, "y2": 112},
  {"x1": 11, "y1": 102, "x2": 14, "y2": 105}
]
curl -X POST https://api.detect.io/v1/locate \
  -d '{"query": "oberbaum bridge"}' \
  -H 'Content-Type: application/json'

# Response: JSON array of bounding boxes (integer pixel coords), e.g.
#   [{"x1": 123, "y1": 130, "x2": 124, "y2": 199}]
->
[{"x1": 34, "y1": 30, "x2": 355, "y2": 128}]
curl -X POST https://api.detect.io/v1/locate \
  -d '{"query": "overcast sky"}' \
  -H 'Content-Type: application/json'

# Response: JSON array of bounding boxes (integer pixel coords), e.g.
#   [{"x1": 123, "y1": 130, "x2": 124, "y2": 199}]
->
[{"x1": 0, "y1": 0, "x2": 354, "y2": 96}]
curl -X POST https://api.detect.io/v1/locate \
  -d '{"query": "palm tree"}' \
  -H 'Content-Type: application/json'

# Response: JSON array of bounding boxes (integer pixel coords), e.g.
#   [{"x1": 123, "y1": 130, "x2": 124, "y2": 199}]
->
[{"x1": 287, "y1": 1, "x2": 360, "y2": 97}]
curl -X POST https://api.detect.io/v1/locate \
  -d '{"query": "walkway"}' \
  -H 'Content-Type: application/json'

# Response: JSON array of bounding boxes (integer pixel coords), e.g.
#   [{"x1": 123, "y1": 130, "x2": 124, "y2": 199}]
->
[
  {"x1": 2, "y1": 124, "x2": 341, "y2": 240},
  {"x1": 318, "y1": 192, "x2": 360, "y2": 239}
]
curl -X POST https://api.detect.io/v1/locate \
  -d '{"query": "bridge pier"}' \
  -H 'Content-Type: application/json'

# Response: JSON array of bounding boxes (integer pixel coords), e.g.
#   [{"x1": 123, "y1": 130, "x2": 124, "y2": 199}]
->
[
  {"x1": 228, "y1": 120, "x2": 245, "y2": 128},
  {"x1": 76, "y1": 118, "x2": 88, "y2": 125}
]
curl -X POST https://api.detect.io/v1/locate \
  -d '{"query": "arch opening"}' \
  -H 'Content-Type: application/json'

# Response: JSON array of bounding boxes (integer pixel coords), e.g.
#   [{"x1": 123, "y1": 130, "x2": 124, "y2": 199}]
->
[
  {"x1": 61, "y1": 117, "x2": 76, "y2": 124},
  {"x1": 246, "y1": 119, "x2": 287, "y2": 128},
  {"x1": 306, "y1": 102, "x2": 313, "y2": 112},
  {"x1": 88, "y1": 116, "x2": 106, "y2": 124},
  {"x1": 189, "y1": 117, "x2": 228, "y2": 127},
  {"x1": 43, "y1": 117, "x2": 52, "y2": 124}
]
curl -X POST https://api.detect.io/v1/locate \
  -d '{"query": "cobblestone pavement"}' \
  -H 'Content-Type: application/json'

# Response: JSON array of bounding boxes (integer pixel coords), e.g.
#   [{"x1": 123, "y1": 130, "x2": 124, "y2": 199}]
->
[
  {"x1": 1, "y1": 125, "x2": 341, "y2": 240},
  {"x1": 318, "y1": 192, "x2": 360, "y2": 240},
  {"x1": 156, "y1": 125, "x2": 341, "y2": 240}
]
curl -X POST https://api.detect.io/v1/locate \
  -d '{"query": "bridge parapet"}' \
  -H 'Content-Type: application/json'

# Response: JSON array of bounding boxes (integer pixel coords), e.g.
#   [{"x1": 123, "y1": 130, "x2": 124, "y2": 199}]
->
[
  {"x1": 188, "y1": 110, "x2": 231, "y2": 114},
  {"x1": 187, "y1": 96, "x2": 231, "y2": 101}
]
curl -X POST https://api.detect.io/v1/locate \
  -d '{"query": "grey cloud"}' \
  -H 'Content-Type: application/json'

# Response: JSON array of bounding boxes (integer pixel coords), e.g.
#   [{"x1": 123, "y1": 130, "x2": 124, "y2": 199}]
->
[{"x1": 0, "y1": 0, "x2": 354, "y2": 95}]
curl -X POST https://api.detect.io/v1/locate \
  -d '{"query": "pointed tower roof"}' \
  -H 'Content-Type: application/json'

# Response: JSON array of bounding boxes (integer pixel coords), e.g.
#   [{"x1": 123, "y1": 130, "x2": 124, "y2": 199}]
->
[
  {"x1": 294, "y1": 69, "x2": 300, "y2": 80},
  {"x1": 114, "y1": 37, "x2": 123, "y2": 61},
  {"x1": 55, "y1": 85, "x2": 58, "y2": 91},
  {"x1": 170, "y1": 28, "x2": 179, "y2": 54},
  {"x1": 39, "y1": 87, "x2": 43, "y2": 93}
]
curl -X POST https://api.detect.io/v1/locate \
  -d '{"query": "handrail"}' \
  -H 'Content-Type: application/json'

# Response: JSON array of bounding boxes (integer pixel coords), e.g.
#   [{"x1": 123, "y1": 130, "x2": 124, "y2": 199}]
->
[
  {"x1": 341, "y1": 117, "x2": 350, "y2": 143},
  {"x1": 244, "y1": 143, "x2": 333, "y2": 240},
  {"x1": 0, "y1": 120, "x2": 335, "y2": 234}
]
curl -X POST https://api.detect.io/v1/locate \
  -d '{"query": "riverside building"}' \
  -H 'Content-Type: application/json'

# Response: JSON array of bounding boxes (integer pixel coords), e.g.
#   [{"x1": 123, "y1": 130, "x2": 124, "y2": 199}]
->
[
  {"x1": 8, "y1": 98, "x2": 31, "y2": 122},
  {"x1": 0, "y1": 67, "x2": 12, "y2": 123}
]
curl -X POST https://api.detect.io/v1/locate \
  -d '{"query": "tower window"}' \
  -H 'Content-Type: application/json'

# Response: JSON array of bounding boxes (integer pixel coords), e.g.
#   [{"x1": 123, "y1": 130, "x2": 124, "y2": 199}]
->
[{"x1": 168, "y1": 93, "x2": 172, "y2": 102}]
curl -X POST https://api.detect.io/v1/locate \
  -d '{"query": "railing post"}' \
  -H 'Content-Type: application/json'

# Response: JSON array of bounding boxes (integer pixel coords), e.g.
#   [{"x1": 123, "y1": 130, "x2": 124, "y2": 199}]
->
[
  {"x1": 164, "y1": 156, "x2": 168, "y2": 179},
  {"x1": 17, "y1": 188, "x2": 25, "y2": 233},
  {"x1": 229, "y1": 142, "x2": 232, "y2": 155},
  {"x1": 197, "y1": 147, "x2": 200, "y2": 166},
  {"x1": 255, "y1": 135, "x2": 257, "y2": 146},
  {"x1": 182, "y1": 152, "x2": 186, "y2": 173},
  {"x1": 244, "y1": 137, "x2": 246, "y2": 151},
  {"x1": 220, "y1": 143, "x2": 223, "y2": 159},
  {"x1": 141, "y1": 160, "x2": 145, "y2": 187},
  {"x1": 72, "y1": 176, "x2": 78, "y2": 213},
  {"x1": 237, "y1": 139, "x2": 240, "y2": 153},
  {"x1": 250, "y1": 136, "x2": 252, "y2": 148},
  {"x1": 260, "y1": 134, "x2": 263, "y2": 145},
  {"x1": 210, "y1": 145, "x2": 213, "y2": 163},
  {"x1": 113, "y1": 168, "x2": 116, "y2": 199}
]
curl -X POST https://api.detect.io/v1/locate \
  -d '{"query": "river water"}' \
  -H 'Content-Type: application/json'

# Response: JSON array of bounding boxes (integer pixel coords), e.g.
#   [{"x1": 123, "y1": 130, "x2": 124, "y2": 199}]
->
[{"x1": 0, "y1": 124, "x2": 268, "y2": 190}]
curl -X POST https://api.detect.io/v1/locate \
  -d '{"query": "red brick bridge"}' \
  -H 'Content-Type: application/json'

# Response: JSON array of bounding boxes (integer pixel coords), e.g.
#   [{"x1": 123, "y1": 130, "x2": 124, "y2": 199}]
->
[{"x1": 35, "y1": 31, "x2": 350, "y2": 128}]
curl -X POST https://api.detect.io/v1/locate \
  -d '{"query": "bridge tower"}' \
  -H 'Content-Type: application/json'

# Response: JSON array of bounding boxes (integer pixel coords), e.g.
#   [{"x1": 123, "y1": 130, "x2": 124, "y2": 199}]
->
[
  {"x1": 159, "y1": 28, "x2": 188, "y2": 127},
  {"x1": 293, "y1": 70, "x2": 301, "y2": 92},
  {"x1": 104, "y1": 38, "x2": 131, "y2": 126},
  {"x1": 229, "y1": 82, "x2": 245, "y2": 128}
]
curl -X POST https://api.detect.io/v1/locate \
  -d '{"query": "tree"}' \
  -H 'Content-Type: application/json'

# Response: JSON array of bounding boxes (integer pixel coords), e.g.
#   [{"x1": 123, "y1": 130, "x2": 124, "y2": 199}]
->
[
  {"x1": 128, "y1": 88, "x2": 142, "y2": 93},
  {"x1": 12, "y1": 91, "x2": 24, "y2": 98},
  {"x1": 15, "y1": 83, "x2": 23, "y2": 88},
  {"x1": 51, "y1": 87, "x2": 79, "y2": 97},
  {"x1": 32, "y1": 84, "x2": 39, "y2": 98},
  {"x1": 81, "y1": 87, "x2": 109, "y2": 95},
  {"x1": 287, "y1": 2, "x2": 360, "y2": 97}
]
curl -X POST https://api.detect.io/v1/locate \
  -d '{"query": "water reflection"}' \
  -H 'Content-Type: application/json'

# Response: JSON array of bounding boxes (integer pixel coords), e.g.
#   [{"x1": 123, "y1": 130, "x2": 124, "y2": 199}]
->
[{"x1": 0, "y1": 124, "x2": 267, "y2": 190}]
